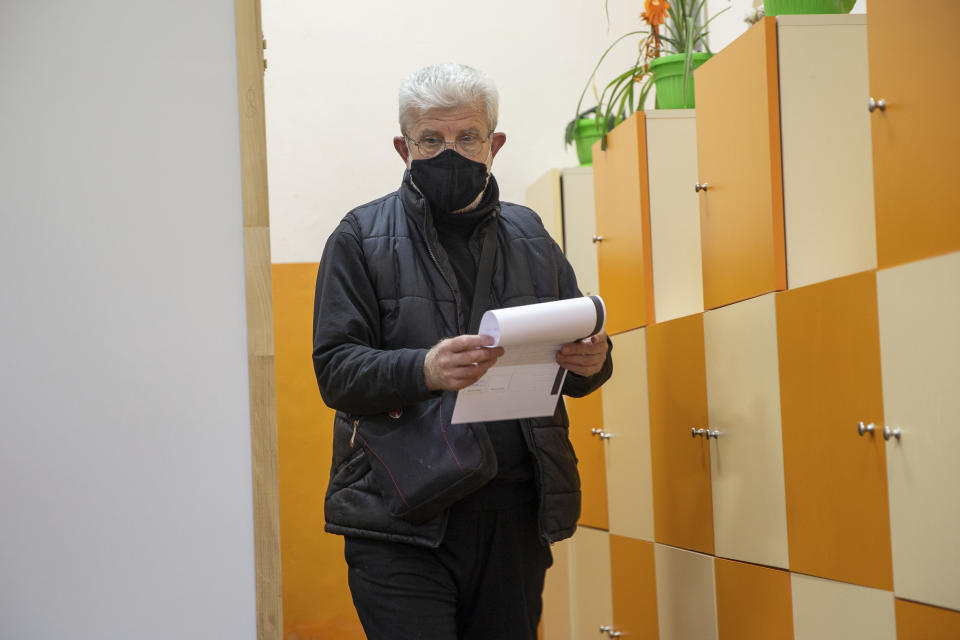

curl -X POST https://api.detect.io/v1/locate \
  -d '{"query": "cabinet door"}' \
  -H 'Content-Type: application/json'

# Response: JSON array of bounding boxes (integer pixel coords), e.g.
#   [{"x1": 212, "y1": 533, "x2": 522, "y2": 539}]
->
[
  {"x1": 695, "y1": 16, "x2": 785, "y2": 309},
  {"x1": 561, "y1": 166, "x2": 599, "y2": 296},
  {"x1": 776, "y1": 270, "x2": 893, "y2": 590},
  {"x1": 655, "y1": 544, "x2": 718, "y2": 640},
  {"x1": 610, "y1": 535, "x2": 659, "y2": 640},
  {"x1": 602, "y1": 328, "x2": 654, "y2": 541},
  {"x1": 877, "y1": 251, "x2": 960, "y2": 611},
  {"x1": 715, "y1": 558, "x2": 793, "y2": 640},
  {"x1": 565, "y1": 391, "x2": 608, "y2": 530},
  {"x1": 647, "y1": 314, "x2": 714, "y2": 554},
  {"x1": 894, "y1": 599, "x2": 960, "y2": 640},
  {"x1": 703, "y1": 294, "x2": 789, "y2": 569},
  {"x1": 568, "y1": 526, "x2": 614, "y2": 640},
  {"x1": 867, "y1": 0, "x2": 960, "y2": 268},
  {"x1": 591, "y1": 111, "x2": 654, "y2": 334},
  {"x1": 778, "y1": 15, "x2": 877, "y2": 289},
  {"x1": 646, "y1": 110, "x2": 703, "y2": 323},
  {"x1": 525, "y1": 168, "x2": 564, "y2": 250},
  {"x1": 790, "y1": 574, "x2": 895, "y2": 640}
]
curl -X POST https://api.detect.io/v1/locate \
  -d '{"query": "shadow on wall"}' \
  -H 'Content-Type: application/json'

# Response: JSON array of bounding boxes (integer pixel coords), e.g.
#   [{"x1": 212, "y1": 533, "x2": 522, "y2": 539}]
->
[{"x1": 272, "y1": 263, "x2": 364, "y2": 638}]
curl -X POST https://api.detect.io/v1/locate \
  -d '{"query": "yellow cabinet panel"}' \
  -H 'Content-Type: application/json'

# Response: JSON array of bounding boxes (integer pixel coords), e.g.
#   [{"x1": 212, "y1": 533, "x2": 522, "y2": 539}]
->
[
  {"x1": 776, "y1": 271, "x2": 893, "y2": 590},
  {"x1": 715, "y1": 558, "x2": 793, "y2": 640},
  {"x1": 568, "y1": 526, "x2": 614, "y2": 640},
  {"x1": 790, "y1": 574, "x2": 895, "y2": 640},
  {"x1": 695, "y1": 17, "x2": 785, "y2": 309},
  {"x1": 877, "y1": 251, "x2": 960, "y2": 611},
  {"x1": 592, "y1": 111, "x2": 654, "y2": 334},
  {"x1": 655, "y1": 544, "x2": 718, "y2": 640},
  {"x1": 565, "y1": 391, "x2": 608, "y2": 530},
  {"x1": 611, "y1": 535, "x2": 659, "y2": 640},
  {"x1": 602, "y1": 328, "x2": 654, "y2": 542},
  {"x1": 647, "y1": 314, "x2": 714, "y2": 555},
  {"x1": 778, "y1": 15, "x2": 877, "y2": 289},
  {"x1": 561, "y1": 166, "x2": 599, "y2": 296},
  {"x1": 704, "y1": 294, "x2": 789, "y2": 569},
  {"x1": 541, "y1": 538, "x2": 572, "y2": 640},
  {"x1": 647, "y1": 110, "x2": 703, "y2": 323},
  {"x1": 525, "y1": 168, "x2": 564, "y2": 250},
  {"x1": 867, "y1": 0, "x2": 960, "y2": 268}
]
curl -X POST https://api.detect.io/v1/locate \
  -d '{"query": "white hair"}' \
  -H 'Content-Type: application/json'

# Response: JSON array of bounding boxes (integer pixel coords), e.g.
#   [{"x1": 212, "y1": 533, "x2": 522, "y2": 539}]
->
[{"x1": 398, "y1": 63, "x2": 499, "y2": 135}]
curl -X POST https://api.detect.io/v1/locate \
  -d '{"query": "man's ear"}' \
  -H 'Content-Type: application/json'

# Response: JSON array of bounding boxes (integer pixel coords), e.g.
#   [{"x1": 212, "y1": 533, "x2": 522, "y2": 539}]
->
[
  {"x1": 490, "y1": 132, "x2": 507, "y2": 160},
  {"x1": 394, "y1": 136, "x2": 410, "y2": 165}
]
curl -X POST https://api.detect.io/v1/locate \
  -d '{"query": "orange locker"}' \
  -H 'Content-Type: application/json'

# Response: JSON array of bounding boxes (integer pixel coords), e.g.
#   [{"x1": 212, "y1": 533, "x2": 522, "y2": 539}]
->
[
  {"x1": 776, "y1": 271, "x2": 893, "y2": 590},
  {"x1": 867, "y1": 0, "x2": 960, "y2": 268},
  {"x1": 564, "y1": 391, "x2": 609, "y2": 530},
  {"x1": 646, "y1": 314, "x2": 714, "y2": 554},
  {"x1": 591, "y1": 112, "x2": 655, "y2": 334},
  {"x1": 694, "y1": 17, "x2": 784, "y2": 309}
]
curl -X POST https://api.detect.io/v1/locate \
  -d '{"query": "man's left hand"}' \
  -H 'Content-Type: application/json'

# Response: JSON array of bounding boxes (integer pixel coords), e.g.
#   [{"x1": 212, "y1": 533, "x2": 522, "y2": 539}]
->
[{"x1": 556, "y1": 330, "x2": 609, "y2": 377}]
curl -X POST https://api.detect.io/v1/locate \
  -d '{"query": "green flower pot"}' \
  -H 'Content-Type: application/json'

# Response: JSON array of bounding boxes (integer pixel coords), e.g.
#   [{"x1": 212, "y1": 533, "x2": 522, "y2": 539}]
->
[
  {"x1": 648, "y1": 52, "x2": 712, "y2": 109},
  {"x1": 574, "y1": 117, "x2": 607, "y2": 166},
  {"x1": 763, "y1": 0, "x2": 856, "y2": 17}
]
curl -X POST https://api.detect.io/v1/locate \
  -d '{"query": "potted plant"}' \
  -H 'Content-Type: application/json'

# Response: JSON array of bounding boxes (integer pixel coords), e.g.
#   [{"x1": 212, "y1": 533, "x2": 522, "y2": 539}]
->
[
  {"x1": 568, "y1": 0, "x2": 729, "y2": 149},
  {"x1": 565, "y1": 107, "x2": 609, "y2": 166}
]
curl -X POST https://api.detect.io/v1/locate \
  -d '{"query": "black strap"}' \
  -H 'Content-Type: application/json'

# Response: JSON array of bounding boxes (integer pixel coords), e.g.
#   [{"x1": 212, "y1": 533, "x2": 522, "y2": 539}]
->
[{"x1": 467, "y1": 214, "x2": 499, "y2": 334}]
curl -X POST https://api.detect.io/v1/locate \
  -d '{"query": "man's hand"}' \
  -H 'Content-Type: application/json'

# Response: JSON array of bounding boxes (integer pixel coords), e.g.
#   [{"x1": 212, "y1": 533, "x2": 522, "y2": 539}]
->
[
  {"x1": 424, "y1": 335, "x2": 505, "y2": 392},
  {"x1": 556, "y1": 330, "x2": 609, "y2": 377}
]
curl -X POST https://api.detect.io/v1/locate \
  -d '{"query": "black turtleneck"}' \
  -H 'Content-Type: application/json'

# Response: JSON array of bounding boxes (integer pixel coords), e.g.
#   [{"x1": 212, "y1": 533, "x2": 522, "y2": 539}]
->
[{"x1": 431, "y1": 186, "x2": 496, "y2": 310}]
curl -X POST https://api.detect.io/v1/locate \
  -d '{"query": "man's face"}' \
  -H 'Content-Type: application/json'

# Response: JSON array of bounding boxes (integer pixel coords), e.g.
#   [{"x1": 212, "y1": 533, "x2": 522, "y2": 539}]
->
[{"x1": 394, "y1": 105, "x2": 506, "y2": 168}]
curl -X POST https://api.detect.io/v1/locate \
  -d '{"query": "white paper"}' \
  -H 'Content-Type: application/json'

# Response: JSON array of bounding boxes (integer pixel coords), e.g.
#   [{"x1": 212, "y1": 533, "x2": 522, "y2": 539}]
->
[{"x1": 451, "y1": 296, "x2": 606, "y2": 423}]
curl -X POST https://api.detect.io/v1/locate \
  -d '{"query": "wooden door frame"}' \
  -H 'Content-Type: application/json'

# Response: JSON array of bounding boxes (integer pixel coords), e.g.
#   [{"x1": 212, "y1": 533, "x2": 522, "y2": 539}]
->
[{"x1": 235, "y1": 0, "x2": 282, "y2": 637}]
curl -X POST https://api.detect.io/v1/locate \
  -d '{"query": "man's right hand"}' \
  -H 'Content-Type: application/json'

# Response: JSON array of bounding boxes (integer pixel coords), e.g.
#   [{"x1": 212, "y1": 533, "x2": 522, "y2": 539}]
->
[{"x1": 424, "y1": 335, "x2": 505, "y2": 392}]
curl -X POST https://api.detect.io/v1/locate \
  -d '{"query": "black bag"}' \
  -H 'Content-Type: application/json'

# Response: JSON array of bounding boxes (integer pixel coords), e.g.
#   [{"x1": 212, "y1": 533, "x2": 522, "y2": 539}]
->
[
  {"x1": 354, "y1": 214, "x2": 501, "y2": 524},
  {"x1": 352, "y1": 393, "x2": 496, "y2": 523}
]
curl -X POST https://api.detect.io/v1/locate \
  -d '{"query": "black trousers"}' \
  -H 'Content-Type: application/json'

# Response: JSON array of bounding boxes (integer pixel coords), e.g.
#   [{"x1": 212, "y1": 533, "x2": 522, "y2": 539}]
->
[{"x1": 344, "y1": 482, "x2": 552, "y2": 640}]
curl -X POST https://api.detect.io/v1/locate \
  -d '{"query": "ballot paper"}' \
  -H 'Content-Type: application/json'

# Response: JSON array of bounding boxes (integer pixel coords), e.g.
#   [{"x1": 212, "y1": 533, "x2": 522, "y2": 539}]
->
[{"x1": 451, "y1": 295, "x2": 606, "y2": 423}]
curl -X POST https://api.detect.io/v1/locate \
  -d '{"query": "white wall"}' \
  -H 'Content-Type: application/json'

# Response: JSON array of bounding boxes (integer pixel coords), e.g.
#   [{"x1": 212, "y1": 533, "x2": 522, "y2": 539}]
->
[
  {"x1": 264, "y1": 0, "x2": 644, "y2": 262},
  {"x1": 264, "y1": 0, "x2": 866, "y2": 264},
  {"x1": 0, "y1": 2, "x2": 257, "y2": 638}
]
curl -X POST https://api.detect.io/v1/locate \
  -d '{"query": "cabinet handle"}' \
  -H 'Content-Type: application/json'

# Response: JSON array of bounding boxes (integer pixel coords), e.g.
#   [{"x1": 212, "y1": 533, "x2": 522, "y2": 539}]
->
[
  {"x1": 706, "y1": 429, "x2": 721, "y2": 440},
  {"x1": 691, "y1": 427, "x2": 706, "y2": 438},
  {"x1": 592, "y1": 234, "x2": 604, "y2": 243},
  {"x1": 883, "y1": 425, "x2": 902, "y2": 442},
  {"x1": 858, "y1": 421, "x2": 875, "y2": 436},
  {"x1": 695, "y1": 182, "x2": 709, "y2": 192},
  {"x1": 868, "y1": 97, "x2": 886, "y2": 113},
  {"x1": 599, "y1": 626, "x2": 622, "y2": 638},
  {"x1": 591, "y1": 427, "x2": 612, "y2": 440}
]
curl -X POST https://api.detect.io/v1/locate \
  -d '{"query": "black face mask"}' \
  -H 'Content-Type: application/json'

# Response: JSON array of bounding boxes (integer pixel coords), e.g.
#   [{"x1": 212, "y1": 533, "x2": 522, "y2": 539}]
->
[{"x1": 409, "y1": 148, "x2": 489, "y2": 214}]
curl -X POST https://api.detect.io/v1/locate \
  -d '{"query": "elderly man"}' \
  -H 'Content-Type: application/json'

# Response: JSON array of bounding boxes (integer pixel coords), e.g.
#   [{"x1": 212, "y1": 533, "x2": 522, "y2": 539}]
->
[{"x1": 313, "y1": 63, "x2": 612, "y2": 639}]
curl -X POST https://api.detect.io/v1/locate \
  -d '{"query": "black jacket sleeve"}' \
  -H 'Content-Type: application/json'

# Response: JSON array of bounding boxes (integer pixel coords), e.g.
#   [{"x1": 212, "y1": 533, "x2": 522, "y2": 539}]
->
[{"x1": 312, "y1": 218, "x2": 436, "y2": 415}]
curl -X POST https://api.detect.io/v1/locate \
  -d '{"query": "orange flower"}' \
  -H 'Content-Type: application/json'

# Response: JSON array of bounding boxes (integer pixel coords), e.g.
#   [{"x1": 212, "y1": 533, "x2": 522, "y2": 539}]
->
[{"x1": 641, "y1": 0, "x2": 670, "y2": 27}]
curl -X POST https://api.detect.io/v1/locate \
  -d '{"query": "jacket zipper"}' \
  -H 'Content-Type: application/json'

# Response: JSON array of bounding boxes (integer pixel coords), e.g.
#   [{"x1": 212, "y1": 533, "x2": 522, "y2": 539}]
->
[{"x1": 350, "y1": 418, "x2": 359, "y2": 448}]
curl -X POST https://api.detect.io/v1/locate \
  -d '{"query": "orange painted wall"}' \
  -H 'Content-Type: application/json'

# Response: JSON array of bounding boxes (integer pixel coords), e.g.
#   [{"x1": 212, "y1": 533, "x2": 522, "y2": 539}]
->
[{"x1": 273, "y1": 262, "x2": 364, "y2": 639}]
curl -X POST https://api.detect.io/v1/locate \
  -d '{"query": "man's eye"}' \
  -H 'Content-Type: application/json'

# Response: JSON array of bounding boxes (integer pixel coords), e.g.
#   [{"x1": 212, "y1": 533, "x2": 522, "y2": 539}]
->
[
  {"x1": 422, "y1": 137, "x2": 442, "y2": 145},
  {"x1": 458, "y1": 135, "x2": 477, "y2": 143}
]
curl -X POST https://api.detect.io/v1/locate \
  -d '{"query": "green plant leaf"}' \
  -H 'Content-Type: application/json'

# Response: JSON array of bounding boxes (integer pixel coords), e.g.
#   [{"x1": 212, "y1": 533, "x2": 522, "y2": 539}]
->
[{"x1": 682, "y1": 17, "x2": 695, "y2": 105}]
